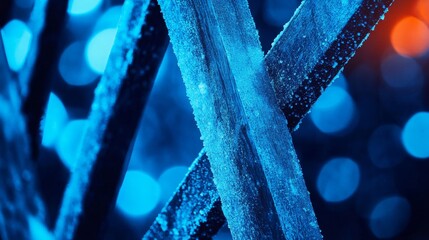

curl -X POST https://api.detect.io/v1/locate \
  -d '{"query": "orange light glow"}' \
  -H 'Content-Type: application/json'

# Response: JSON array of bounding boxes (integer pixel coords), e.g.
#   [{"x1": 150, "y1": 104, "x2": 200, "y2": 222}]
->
[
  {"x1": 390, "y1": 16, "x2": 429, "y2": 57},
  {"x1": 417, "y1": 0, "x2": 429, "y2": 24}
]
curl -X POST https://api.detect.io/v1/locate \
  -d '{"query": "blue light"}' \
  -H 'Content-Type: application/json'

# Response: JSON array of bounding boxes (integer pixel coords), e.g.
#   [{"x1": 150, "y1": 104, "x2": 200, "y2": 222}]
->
[
  {"x1": 15, "y1": 0, "x2": 34, "y2": 9},
  {"x1": 333, "y1": 73, "x2": 348, "y2": 90},
  {"x1": 56, "y1": 120, "x2": 88, "y2": 170},
  {"x1": 1, "y1": 19, "x2": 32, "y2": 71},
  {"x1": 263, "y1": 0, "x2": 299, "y2": 27},
  {"x1": 116, "y1": 170, "x2": 161, "y2": 217},
  {"x1": 85, "y1": 28, "x2": 117, "y2": 74},
  {"x1": 213, "y1": 231, "x2": 233, "y2": 240},
  {"x1": 310, "y1": 86, "x2": 356, "y2": 134},
  {"x1": 153, "y1": 46, "x2": 173, "y2": 88},
  {"x1": 381, "y1": 54, "x2": 423, "y2": 89},
  {"x1": 41, "y1": 93, "x2": 68, "y2": 148},
  {"x1": 29, "y1": 216, "x2": 54, "y2": 240},
  {"x1": 369, "y1": 196, "x2": 410, "y2": 239},
  {"x1": 158, "y1": 166, "x2": 188, "y2": 203},
  {"x1": 59, "y1": 42, "x2": 98, "y2": 86},
  {"x1": 94, "y1": 6, "x2": 123, "y2": 33},
  {"x1": 402, "y1": 112, "x2": 429, "y2": 159},
  {"x1": 67, "y1": 0, "x2": 102, "y2": 15},
  {"x1": 368, "y1": 125, "x2": 404, "y2": 168},
  {"x1": 317, "y1": 157, "x2": 360, "y2": 202}
]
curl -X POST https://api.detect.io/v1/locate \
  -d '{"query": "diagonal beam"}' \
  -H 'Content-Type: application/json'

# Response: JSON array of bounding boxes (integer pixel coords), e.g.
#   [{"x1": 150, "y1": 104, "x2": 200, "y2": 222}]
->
[
  {"x1": 144, "y1": 0, "x2": 394, "y2": 238},
  {"x1": 1, "y1": 24, "x2": 45, "y2": 240},
  {"x1": 0, "y1": 1, "x2": 68, "y2": 237},
  {"x1": 156, "y1": 0, "x2": 321, "y2": 238},
  {"x1": 21, "y1": 0, "x2": 69, "y2": 159},
  {"x1": 54, "y1": 0, "x2": 169, "y2": 239},
  {"x1": 267, "y1": 0, "x2": 392, "y2": 130}
]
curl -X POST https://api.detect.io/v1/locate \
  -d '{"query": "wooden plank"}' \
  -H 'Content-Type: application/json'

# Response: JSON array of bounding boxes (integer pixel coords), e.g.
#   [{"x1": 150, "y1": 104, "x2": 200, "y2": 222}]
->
[
  {"x1": 267, "y1": 0, "x2": 393, "y2": 130},
  {"x1": 53, "y1": 0, "x2": 169, "y2": 239},
  {"x1": 145, "y1": 0, "x2": 394, "y2": 238},
  {"x1": 144, "y1": 151, "x2": 225, "y2": 239},
  {"x1": 156, "y1": 0, "x2": 321, "y2": 238}
]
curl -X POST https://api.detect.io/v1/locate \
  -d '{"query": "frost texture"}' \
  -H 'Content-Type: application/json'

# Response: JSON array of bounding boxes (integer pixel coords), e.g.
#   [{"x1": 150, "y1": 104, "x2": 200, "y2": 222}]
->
[
  {"x1": 267, "y1": 0, "x2": 394, "y2": 129},
  {"x1": 144, "y1": 151, "x2": 224, "y2": 239},
  {"x1": 157, "y1": 0, "x2": 321, "y2": 238},
  {"x1": 146, "y1": 0, "x2": 395, "y2": 238},
  {"x1": 55, "y1": 0, "x2": 169, "y2": 238}
]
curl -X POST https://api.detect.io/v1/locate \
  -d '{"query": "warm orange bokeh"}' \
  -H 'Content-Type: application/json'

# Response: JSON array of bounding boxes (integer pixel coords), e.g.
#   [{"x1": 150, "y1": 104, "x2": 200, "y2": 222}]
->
[
  {"x1": 417, "y1": 0, "x2": 429, "y2": 24},
  {"x1": 390, "y1": 16, "x2": 429, "y2": 57}
]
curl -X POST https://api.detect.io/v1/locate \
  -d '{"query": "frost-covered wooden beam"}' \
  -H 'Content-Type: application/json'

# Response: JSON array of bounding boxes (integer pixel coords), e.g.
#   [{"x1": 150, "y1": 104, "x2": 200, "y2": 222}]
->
[
  {"x1": 54, "y1": 0, "x2": 169, "y2": 239},
  {"x1": 268, "y1": 0, "x2": 393, "y2": 129},
  {"x1": 1, "y1": 31, "x2": 45, "y2": 240},
  {"x1": 145, "y1": 151, "x2": 225, "y2": 239},
  {"x1": 145, "y1": 0, "x2": 394, "y2": 238},
  {"x1": 156, "y1": 0, "x2": 322, "y2": 238},
  {"x1": 20, "y1": 0, "x2": 69, "y2": 159}
]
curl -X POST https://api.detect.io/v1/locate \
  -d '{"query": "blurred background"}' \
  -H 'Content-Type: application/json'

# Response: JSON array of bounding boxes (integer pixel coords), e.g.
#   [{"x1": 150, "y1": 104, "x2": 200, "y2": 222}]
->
[{"x1": 1, "y1": 0, "x2": 429, "y2": 239}]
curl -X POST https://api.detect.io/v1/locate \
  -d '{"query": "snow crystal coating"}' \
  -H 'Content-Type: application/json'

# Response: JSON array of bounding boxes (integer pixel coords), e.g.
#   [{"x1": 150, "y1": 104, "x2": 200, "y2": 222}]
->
[
  {"x1": 157, "y1": 0, "x2": 321, "y2": 238},
  {"x1": 146, "y1": 0, "x2": 394, "y2": 238}
]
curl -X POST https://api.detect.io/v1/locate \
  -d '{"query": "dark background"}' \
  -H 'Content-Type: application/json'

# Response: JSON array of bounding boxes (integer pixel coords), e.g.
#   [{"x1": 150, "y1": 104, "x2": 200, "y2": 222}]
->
[{"x1": 2, "y1": 0, "x2": 429, "y2": 239}]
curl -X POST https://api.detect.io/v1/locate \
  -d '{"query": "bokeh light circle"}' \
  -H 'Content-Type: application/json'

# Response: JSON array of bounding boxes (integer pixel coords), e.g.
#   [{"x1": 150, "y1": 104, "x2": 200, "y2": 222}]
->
[
  {"x1": 56, "y1": 119, "x2": 88, "y2": 170},
  {"x1": 368, "y1": 125, "x2": 404, "y2": 168},
  {"x1": 15, "y1": 0, "x2": 35, "y2": 9},
  {"x1": 369, "y1": 196, "x2": 411, "y2": 239},
  {"x1": 1, "y1": 19, "x2": 32, "y2": 71},
  {"x1": 116, "y1": 170, "x2": 161, "y2": 217},
  {"x1": 381, "y1": 54, "x2": 423, "y2": 89},
  {"x1": 29, "y1": 216, "x2": 54, "y2": 240},
  {"x1": 41, "y1": 93, "x2": 68, "y2": 148},
  {"x1": 85, "y1": 28, "x2": 117, "y2": 74},
  {"x1": 417, "y1": 0, "x2": 429, "y2": 25},
  {"x1": 67, "y1": 0, "x2": 102, "y2": 15},
  {"x1": 263, "y1": 0, "x2": 299, "y2": 27},
  {"x1": 390, "y1": 16, "x2": 429, "y2": 57},
  {"x1": 310, "y1": 86, "x2": 356, "y2": 134},
  {"x1": 158, "y1": 166, "x2": 188, "y2": 203},
  {"x1": 402, "y1": 112, "x2": 429, "y2": 159},
  {"x1": 59, "y1": 42, "x2": 98, "y2": 86},
  {"x1": 317, "y1": 157, "x2": 360, "y2": 202},
  {"x1": 333, "y1": 73, "x2": 348, "y2": 90},
  {"x1": 94, "y1": 6, "x2": 123, "y2": 33}
]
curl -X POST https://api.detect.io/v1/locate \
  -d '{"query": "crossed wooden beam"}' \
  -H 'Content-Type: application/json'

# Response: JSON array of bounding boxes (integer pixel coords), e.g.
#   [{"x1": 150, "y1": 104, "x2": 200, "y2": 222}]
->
[
  {"x1": 153, "y1": 0, "x2": 323, "y2": 238},
  {"x1": 145, "y1": 0, "x2": 394, "y2": 239},
  {"x1": 1, "y1": 0, "x2": 394, "y2": 238},
  {"x1": 54, "y1": 0, "x2": 394, "y2": 239}
]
